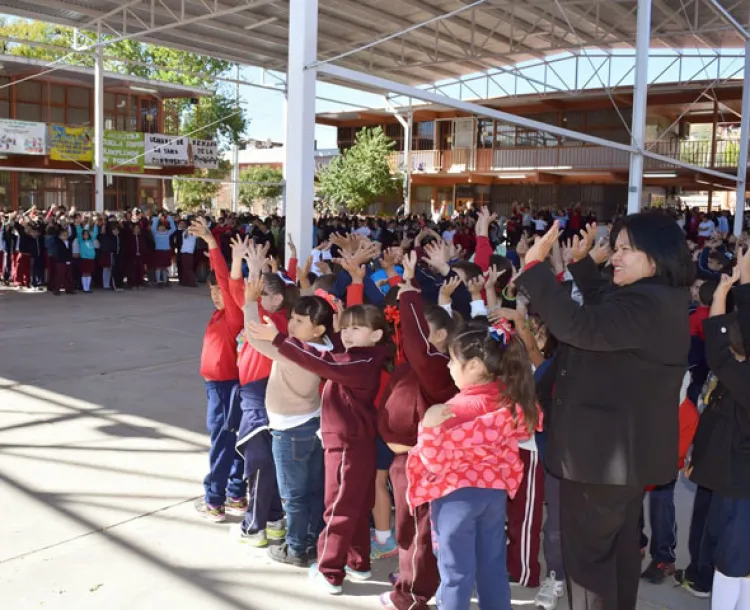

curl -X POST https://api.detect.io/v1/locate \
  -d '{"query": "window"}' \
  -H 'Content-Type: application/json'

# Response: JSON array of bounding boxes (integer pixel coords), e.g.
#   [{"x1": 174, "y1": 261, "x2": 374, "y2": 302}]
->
[
  {"x1": 50, "y1": 106, "x2": 65, "y2": 123},
  {"x1": 68, "y1": 87, "x2": 90, "y2": 108},
  {"x1": 104, "y1": 93, "x2": 116, "y2": 111},
  {"x1": 17, "y1": 103, "x2": 43, "y2": 122},
  {"x1": 17, "y1": 81, "x2": 42, "y2": 102},
  {"x1": 68, "y1": 107, "x2": 91, "y2": 126},
  {"x1": 50, "y1": 85, "x2": 66, "y2": 105},
  {"x1": 477, "y1": 119, "x2": 494, "y2": 149},
  {"x1": 413, "y1": 121, "x2": 435, "y2": 150}
]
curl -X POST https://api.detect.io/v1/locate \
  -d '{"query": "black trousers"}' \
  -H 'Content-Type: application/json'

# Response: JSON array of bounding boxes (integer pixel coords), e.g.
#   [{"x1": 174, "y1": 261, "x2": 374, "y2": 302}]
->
[{"x1": 560, "y1": 479, "x2": 644, "y2": 610}]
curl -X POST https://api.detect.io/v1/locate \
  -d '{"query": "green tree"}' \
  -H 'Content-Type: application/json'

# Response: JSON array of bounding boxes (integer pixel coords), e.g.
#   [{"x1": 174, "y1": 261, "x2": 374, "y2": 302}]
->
[
  {"x1": 238, "y1": 166, "x2": 284, "y2": 207},
  {"x1": 174, "y1": 159, "x2": 231, "y2": 211},
  {"x1": 317, "y1": 127, "x2": 397, "y2": 213}
]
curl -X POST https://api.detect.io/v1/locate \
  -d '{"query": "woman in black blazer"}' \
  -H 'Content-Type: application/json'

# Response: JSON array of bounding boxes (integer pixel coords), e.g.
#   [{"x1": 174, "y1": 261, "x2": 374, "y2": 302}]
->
[{"x1": 515, "y1": 212, "x2": 694, "y2": 610}]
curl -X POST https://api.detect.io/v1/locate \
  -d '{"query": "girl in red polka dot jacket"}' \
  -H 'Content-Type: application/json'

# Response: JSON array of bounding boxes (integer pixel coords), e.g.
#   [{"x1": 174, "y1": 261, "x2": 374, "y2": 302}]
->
[{"x1": 406, "y1": 319, "x2": 543, "y2": 610}]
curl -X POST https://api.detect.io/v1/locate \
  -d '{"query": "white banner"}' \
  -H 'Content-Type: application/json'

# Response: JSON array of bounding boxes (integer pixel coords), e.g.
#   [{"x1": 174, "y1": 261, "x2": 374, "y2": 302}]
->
[
  {"x1": 144, "y1": 134, "x2": 189, "y2": 167},
  {"x1": 0, "y1": 118, "x2": 46, "y2": 155},
  {"x1": 190, "y1": 138, "x2": 219, "y2": 169}
]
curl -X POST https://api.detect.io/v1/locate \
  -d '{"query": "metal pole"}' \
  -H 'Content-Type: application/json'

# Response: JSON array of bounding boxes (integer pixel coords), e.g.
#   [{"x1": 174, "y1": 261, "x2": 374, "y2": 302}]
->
[
  {"x1": 284, "y1": 0, "x2": 318, "y2": 264},
  {"x1": 94, "y1": 44, "x2": 104, "y2": 213},
  {"x1": 627, "y1": 0, "x2": 652, "y2": 215},
  {"x1": 734, "y1": 40, "x2": 750, "y2": 236},
  {"x1": 231, "y1": 63, "x2": 240, "y2": 213},
  {"x1": 405, "y1": 106, "x2": 413, "y2": 214}
]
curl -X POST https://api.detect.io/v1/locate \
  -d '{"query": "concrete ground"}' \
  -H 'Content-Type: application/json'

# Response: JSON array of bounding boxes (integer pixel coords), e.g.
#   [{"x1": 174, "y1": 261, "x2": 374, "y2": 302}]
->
[{"x1": 0, "y1": 285, "x2": 710, "y2": 610}]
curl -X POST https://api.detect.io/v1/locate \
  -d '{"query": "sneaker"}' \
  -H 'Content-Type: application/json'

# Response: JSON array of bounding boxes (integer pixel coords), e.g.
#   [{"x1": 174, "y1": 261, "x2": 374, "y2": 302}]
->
[
  {"x1": 345, "y1": 565, "x2": 372, "y2": 581},
  {"x1": 268, "y1": 543, "x2": 308, "y2": 568},
  {"x1": 379, "y1": 591, "x2": 397, "y2": 609},
  {"x1": 224, "y1": 496, "x2": 248, "y2": 517},
  {"x1": 673, "y1": 569, "x2": 711, "y2": 598},
  {"x1": 371, "y1": 534, "x2": 398, "y2": 560},
  {"x1": 306, "y1": 545, "x2": 318, "y2": 562},
  {"x1": 534, "y1": 572, "x2": 565, "y2": 609},
  {"x1": 641, "y1": 560, "x2": 675, "y2": 584},
  {"x1": 388, "y1": 571, "x2": 399, "y2": 586},
  {"x1": 194, "y1": 499, "x2": 226, "y2": 523},
  {"x1": 309, "y1": 563, "x2": 343, "y2": 595},
  {"x1": 266, "y1": 518, "x2": 287, "y2": 541},
  {"x1": 229, "y1": 523, "x2": 268, "y2": 547}
]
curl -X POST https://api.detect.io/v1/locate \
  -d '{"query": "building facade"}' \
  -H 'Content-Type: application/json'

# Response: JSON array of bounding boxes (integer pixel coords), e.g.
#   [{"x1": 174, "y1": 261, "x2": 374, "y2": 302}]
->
[
  {"x1": 317, "y1": 80, "x2": 746, "y2": 218},
  {"x1": 0, "y1": 55, "x2": 211, "y2": 211}
]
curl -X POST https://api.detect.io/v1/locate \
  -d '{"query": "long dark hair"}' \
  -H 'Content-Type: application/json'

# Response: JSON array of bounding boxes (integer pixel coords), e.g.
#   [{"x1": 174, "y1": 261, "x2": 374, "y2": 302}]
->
[
  {"x1": 292, "y1": 295, "x2": 335, "y2": 338},
  {"x1": 449, "y1": 321, "x2": 538, "y2": 432}
]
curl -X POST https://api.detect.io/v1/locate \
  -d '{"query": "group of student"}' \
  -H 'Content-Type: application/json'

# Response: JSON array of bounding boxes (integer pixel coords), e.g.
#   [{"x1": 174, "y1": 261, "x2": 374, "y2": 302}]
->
[
  {"x1": 0, "y1": 205, "x2": 283, "y2": 295},
  {"x1": 194, "y1": 200, "x2": 750, "y2": 610}
]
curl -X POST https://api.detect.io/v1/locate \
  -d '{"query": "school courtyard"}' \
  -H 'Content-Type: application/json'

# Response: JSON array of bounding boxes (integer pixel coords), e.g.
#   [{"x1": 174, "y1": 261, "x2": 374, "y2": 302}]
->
[{"x1": 0, "y1": 286, "x2": 710, "y2": 610}]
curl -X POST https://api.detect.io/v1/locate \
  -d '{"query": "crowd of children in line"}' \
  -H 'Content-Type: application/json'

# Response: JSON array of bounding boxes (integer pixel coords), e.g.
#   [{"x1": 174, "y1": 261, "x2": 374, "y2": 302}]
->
[
  {"x1": 3, "y1": 197, "x2": 749, "y2": 609},
  {"x1": 190, "y1": 200, "x2": 750, "y2": 610}
]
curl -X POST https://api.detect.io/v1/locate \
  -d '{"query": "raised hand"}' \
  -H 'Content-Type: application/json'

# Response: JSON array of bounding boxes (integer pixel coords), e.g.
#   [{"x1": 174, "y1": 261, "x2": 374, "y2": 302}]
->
[
  {"x1": 246, "y1": 315, "x2": 279, "y2": 342},
  {"x1": 590, "y1": 237, "x2": 612, "y2": 266},
  {"x1": 244, "y1": 274, "x2": 264, "y2": 303},
  {"x1": 475, "y1": 206, "x2": 497, "y2": 238},
  {"x1": 286, "y1": 234, "x2": 297, "y2": 259},
  {"x1": 423, "y1": 240, "x2": 451, "y2": 276},
  {"x1": 438, "y1": 276, "x2": 461, "y2": 304},
  {"x1": 524, "y1": 221, "x2": 561, "y2": 265},
  {"x1": 402, "y1": 250, "x2": 417, "y2": 283}
]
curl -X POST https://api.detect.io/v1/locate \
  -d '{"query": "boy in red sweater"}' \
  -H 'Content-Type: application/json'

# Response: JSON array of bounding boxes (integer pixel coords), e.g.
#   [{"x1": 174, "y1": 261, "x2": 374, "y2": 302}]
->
[{"x1": 189, "y1": 219, "x2": 247, "y2": 523}]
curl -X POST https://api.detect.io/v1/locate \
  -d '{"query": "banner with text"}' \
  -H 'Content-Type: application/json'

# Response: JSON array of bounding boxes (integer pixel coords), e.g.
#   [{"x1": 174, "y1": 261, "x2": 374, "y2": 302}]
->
[
  {"x1": 49, "y1": 125, "x2": 93, "y2": 162},
  {"x1": 190, "y1": 138, "x2": 219, "y2": 169},
  {"x1": 145, "y1": 134, "x2": 189, "y2": 167},
  {"x1": 104, "y1": 131, "x2": 144, "y2": 173},
  {"x1": 0, "y1": 119, "x2": 46, "y2": 155}
]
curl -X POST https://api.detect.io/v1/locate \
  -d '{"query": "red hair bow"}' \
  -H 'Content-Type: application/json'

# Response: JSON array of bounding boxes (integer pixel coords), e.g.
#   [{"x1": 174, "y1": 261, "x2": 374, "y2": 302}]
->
[
  {"x1": 384, "y1": 305, "x2": 405, "y2": 365},
  {"x1": 314, "y1": 288, "x2": 340, "y2": 313}
]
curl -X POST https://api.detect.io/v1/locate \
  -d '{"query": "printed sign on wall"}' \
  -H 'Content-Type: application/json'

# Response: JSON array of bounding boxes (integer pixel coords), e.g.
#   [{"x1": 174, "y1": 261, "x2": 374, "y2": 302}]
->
[
  {"x1": 103, "y1": 131, "x2": 145, "y2": 173},
  {"x1": 49, "y1": 125, "x2": 93, "y2": 162},
  {"x1": 145, "y1": 134, "x2": 189, "y2": 167},
  {"x1": 0, "y1": 119, "x2": 46, "y2": 155},
  {"x1": 190, "y1": 138, "x2": 219, "y2": 169}
]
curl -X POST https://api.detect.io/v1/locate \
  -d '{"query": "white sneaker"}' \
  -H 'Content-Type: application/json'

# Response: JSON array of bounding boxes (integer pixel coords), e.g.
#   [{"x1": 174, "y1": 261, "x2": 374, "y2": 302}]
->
[
  {"x1": 534, "y1": 572, "x2": 565, "y2": 609},
  {"x1": 309, "y1": 563, "x2": 343, "y2": 595}
]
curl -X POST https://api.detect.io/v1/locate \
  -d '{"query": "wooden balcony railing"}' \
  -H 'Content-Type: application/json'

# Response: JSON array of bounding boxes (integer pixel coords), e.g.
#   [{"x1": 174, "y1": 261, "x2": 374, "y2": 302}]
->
[{"x1": 388, "y1": 139, "x2": 743, "y2": 175}]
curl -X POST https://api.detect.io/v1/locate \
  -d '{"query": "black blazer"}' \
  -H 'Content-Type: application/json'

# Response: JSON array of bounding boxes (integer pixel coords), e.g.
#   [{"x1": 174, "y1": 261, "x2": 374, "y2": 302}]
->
[
  {"x1": 690, "y1": 285, "x2": 750, "y2": 499},
  {"x1": 516, "y1": 259, "x2": 690, "y2": 487}
]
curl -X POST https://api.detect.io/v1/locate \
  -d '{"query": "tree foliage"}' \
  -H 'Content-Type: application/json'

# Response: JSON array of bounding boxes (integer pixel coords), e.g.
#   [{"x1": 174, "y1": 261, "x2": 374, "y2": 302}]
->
[
  {"x1": 238, "y1": 166, "x2": 284, "y2": 206},
  {"x1": 317, "y1": 127, "x2": 397, "y2": 213},
  {"x1": 174, "y1": 159, "x2": 232, "y2": 211}
]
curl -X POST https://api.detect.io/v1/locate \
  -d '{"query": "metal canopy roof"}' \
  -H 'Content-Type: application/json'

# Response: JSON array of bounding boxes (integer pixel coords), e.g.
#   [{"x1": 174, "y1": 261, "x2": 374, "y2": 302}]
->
[
  {"x1": 0, "y1": 0, "x2": 747, "y2": 86},
  {"x1": 0, "y1": 54, "x2": 213, "y2": 97}
]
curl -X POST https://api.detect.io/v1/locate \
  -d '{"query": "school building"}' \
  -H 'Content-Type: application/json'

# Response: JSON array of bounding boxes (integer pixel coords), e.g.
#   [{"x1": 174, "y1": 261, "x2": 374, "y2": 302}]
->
[
  {"x1": 316, "y1": 79, "x2": 747, "y2": 219},
  {"x1": 0, "y1": 54, "x2": 212, "y2": 211}
]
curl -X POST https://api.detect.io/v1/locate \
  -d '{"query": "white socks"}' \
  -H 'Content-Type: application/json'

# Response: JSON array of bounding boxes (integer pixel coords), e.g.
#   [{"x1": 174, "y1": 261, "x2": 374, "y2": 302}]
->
[
  {"x1": 712, "y1": 570, "x2": 750, "y2": 610},
  {"x1": 82, "y1": 276, "x2": 91, "y2": 292},
  {"x1": 374, "y1": 529, "x2": 391, "y2": 545},
  {"x1": 103, "y1": 268, "x2": 112, "y2": 289}
]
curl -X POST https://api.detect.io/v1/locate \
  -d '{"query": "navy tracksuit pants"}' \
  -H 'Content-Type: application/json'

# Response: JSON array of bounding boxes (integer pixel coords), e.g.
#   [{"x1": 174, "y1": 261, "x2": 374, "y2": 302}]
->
[
  {"x1": 639, "y1": 480, "x2": 678, "y2": 563},
  {"x1": 236, "y1": 379, "x2": 283, "y2": 533},
  {"x1": 203, "y1": 380, "x2": 246, "y2": 506},
  {"x1": 430, "y1": 487, "x2": 511, "y2": 610}
]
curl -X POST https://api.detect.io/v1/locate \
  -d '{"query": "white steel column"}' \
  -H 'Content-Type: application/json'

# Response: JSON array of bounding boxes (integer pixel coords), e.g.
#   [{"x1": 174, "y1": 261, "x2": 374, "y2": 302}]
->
[
  {"x1": 627, "y1": 0, "x2": 652, "y2": 215},
  {"x1": 231, "y1": 64, "x2": 241, "y2": 213},
  {"x1": 734, "y1": 40, "x2": 750, "y2": 236},
  {"x1": 405, "y1": 108, "x2": 413, "y2": 214},
  {"x1": 94, "y1": 45, "x2": 104, "y2": 213},
  {"x1": 284, "y1": 0, "x2": 318, "y2": 264}
]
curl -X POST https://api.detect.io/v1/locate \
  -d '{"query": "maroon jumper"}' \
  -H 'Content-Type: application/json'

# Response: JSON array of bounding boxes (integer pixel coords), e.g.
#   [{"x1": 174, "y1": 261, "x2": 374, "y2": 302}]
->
[
  {"x1": 377, "y1": 290, "x2": 457, "y2": 609},
  {"x1": 274, "y1": 334, "x2": 390, "y2": 586}
]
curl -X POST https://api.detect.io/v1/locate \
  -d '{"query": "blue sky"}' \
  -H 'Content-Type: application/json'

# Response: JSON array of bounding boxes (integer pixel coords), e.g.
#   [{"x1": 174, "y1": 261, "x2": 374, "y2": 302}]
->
[{"x1": 238, "y1": 49, "x2": 746, "y2": 150}]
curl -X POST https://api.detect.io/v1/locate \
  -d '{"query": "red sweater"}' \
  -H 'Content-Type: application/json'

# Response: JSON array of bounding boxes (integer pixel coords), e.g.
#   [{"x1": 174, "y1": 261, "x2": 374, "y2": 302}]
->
[
  {"x1": 690, "y1": 306, "x2": 710, "y2": 340},
  {"x1": 200, "y1": 248, "x2": 243, "y2": 381},
  {"x1": 378, "y1": 290, "x2": 457, "y2": 447},
  {"x1": 273, "y1": 335, "x2": 390, "y2": 449}
]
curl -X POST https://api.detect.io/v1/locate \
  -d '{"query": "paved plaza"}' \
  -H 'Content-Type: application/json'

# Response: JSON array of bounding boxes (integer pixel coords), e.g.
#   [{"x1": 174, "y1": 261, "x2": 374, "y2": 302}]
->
[{"x1": 0, "y1": 286, "x2": 711, "y2": 610}]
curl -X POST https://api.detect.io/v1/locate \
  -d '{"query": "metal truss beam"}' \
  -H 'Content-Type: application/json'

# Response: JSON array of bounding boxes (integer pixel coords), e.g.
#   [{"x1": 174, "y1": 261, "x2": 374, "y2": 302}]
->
[
  {"x1": 318, "y1": 62, "x2": 741, "y2": 184},
  {"x1": 704, "y1": 0, "x2": 750, "y2": 40}
]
